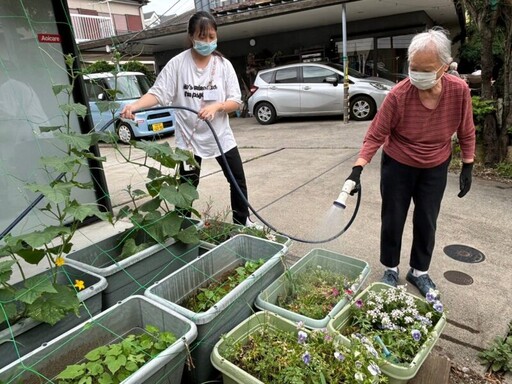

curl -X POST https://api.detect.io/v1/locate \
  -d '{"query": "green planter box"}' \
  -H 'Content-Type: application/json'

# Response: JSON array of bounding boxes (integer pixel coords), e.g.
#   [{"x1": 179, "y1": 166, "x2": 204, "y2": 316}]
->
[
  {"x1": 0, "y1": 265, "x2": 107, "y2": 368},
  {"x1": 145, "y1": 235, "x2": 287, "y2": 384},
  {"x1": 211, "y1": 311, "x2": 296, "y2": 384},
  {"x1": 255, "y1": 248, "x2": 370, "y2": 329},
  {"x1": 0, "y1": 296, "x2": 197, "y2": 383},
  {"x1": 327, "y1": 282, "x2": 447, "y2": 384},
  {"x1": 66, "y1": 220, "x2": 204, "y2": 309}
]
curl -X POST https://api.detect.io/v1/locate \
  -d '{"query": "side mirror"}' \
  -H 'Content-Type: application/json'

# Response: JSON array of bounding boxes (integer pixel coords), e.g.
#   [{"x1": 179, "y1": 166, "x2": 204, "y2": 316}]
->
[{"x1": 325, "y1": 76, "x2": 339, "y2": 86}]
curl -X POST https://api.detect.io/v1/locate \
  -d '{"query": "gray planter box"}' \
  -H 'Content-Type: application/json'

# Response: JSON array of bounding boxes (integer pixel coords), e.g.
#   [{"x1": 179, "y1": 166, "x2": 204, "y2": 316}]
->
[
  {"x1": 145, "y1": 234, "x2": 287, "y2": 384},
  {"x1": 0, "y1": 296, "x2": 197, "y2": 384},
  {"x1": 0, "y1": 265, "x2": 107, "y2": 368},
  {"x1": 66, "y1": 220, "x2": 204, "y2": 309}
]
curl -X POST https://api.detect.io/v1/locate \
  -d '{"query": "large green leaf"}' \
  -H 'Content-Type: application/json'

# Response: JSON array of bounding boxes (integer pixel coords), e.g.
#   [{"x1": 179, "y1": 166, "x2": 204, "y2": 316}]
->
[
  {"x1": 145, "y1": 179, "x2": 163, "y2": 197},
  {"x1": 7, "y1": 226, "x2": 70, "y2": 249},
  {"x1": 25, "y1": 182, "x2": 73, "y2": 204},
  {"x1": 52, "y1": 84, "x2": 74, "y2": 96},
  {"x1": 139, "y1": 198, "x2": 161, "y2": 212},
  {"x1": 159, "y1": 212, "x2": 182, "y2": 239},
  {"x1": 65, "y1": 202, "x2": 112, "y2": 223},
  {"x1": 0, "y1": 260, "x2": 15, "y2": 283},
  {"x1": 40, "y1": 154, "x2": 86, "y2": 173},
  {"x1": 16, "y1": 248, "x2": 46, "y2": 265},
  {"x1": 175, "y1": 225, "x2": 200, "y2": 244},
  {"x1": 159, "y1": 184, "x2": 185, "y2": 207},
  {"x1": 17, "y1": 275, "x2": 58, "y2": 304},
  {"x1": 26, "y1": 285, "x2": 80, "y2": 325},
  {"x1": 59, "y1": 102, "x2": 88, "y2": 118},
  {"x1": 54, "y1": 132, "x2": 93, "y2": 151},
  {"x1": 179, "y1": 183, "x2": 199, "y2": 204}
]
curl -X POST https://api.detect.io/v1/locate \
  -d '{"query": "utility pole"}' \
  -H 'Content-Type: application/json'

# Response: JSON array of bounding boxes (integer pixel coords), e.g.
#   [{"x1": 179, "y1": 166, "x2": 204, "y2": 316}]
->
[{"x1": 342, "y1": 4, "x2": 349, "y2": 124}]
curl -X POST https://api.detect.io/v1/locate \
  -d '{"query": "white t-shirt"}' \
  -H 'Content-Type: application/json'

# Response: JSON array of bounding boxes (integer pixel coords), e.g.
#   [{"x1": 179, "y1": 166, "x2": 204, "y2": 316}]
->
[{"x1": 148, "y1": 49, "x2": 242, "y2": 158}]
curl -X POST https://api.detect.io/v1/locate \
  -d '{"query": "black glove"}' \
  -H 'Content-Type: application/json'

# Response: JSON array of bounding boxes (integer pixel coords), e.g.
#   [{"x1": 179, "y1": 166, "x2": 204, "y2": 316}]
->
[
  {"x1": 346, "y1": 165, "x2": 363, "y2": 195},
  {"x1": 458, "y1": 162, "x2": 473, "y2": 198}
]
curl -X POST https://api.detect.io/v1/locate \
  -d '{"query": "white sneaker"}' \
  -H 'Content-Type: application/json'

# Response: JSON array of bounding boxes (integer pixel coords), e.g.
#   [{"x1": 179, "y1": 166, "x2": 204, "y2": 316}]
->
[{"x1": 245, "y1": 218, "x2": 263, "y2": 230}]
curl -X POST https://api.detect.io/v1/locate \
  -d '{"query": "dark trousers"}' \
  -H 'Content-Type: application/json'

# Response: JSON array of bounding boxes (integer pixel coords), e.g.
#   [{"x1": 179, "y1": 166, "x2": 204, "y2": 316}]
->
[
  {"x1": 380, "y1": 152, "x2": 450, "y2": 272},
  {"x1": 179, "y1": 146, "x2": 249, "y2": 225}
]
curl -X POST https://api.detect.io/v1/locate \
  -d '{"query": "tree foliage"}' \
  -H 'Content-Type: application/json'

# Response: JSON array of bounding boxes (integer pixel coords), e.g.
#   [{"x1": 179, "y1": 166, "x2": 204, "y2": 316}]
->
[{"x1": 458, "y1": 0, "x2": 512, "y2": 165}]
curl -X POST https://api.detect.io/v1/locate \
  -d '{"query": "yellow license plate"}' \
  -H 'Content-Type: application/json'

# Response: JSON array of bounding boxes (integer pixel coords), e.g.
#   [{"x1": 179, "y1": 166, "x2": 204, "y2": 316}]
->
[{"x1": 152, "y1": 122, "x2": 164, "y2": 132}]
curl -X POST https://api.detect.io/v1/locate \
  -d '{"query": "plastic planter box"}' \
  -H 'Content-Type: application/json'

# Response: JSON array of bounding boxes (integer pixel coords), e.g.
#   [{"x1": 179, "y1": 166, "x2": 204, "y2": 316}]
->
[
  {"x1": 255, "y1": 248, "x2": 370, "y2": 329},
  {"x1": 145, "y1": 234, "x2": 287, "y2": 384},
  {"x1": 327, "y1": 282, "x2": 447, "y2": 384},
  {"x1": 0, "y1": 265, "x2": 107, "y2": 368},
  {"x1": 211, "y1": 311, "x2": 298, "y2": 384},
  {"x1": 66, "y1": 219, "x2": 204, "y2": 309},
  {"x1": 0, "y1": 295, "x2": 197, "y2": 383}
]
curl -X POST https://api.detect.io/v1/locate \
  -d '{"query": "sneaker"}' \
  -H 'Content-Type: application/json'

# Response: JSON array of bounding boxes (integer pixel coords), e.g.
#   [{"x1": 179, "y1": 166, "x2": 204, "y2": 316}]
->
[
  {"x1": 406, "y1": 269, "x2": 436, "y2": 297},
  {"x1": 381, "y1": 269, "x2": 399, "y2": 287},
  {"x1": 245, "y1": 218, "x2": 263, "y2": 230}
]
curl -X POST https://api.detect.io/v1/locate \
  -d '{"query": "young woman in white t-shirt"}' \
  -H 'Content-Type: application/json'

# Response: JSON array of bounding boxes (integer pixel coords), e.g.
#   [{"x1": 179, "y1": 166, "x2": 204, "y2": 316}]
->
[{"x1": 121, "y1": 11, "x2": 254, "y2": 226}]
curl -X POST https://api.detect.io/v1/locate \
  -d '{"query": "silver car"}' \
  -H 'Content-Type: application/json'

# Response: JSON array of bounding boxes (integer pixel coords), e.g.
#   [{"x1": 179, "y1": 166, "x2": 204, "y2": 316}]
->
[{"x1": 247, "y1": 62, "x2": 395, "y2": 124}]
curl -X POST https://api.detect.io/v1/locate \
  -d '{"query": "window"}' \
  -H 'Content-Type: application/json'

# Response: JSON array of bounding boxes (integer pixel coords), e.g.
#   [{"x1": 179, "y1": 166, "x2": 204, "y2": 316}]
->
[
  {"x1": 303, "y1": 66, "x2": 338, "y2": 83},
  {"x1": 275, "y1": 68, "x2": 298, "y2": 83}
]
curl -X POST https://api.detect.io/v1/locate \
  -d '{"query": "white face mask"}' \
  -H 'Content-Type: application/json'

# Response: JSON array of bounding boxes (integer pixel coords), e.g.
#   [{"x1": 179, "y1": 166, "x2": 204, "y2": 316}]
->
[{"x1": 409, "y1": 65, "x2": 444, "y2": 90}]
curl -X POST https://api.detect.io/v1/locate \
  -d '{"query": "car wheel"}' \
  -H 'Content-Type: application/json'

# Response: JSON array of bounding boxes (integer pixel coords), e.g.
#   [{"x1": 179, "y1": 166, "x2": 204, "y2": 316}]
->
[
  {"x1": 116, "y1": 122, "x2": 134, "y2": 144},
  {"x1": 350, "y1": 95, "x2": 376, "y2": 121},
  {"x1": 254, "y1": 102, "x2": 277, "y2": 125}
]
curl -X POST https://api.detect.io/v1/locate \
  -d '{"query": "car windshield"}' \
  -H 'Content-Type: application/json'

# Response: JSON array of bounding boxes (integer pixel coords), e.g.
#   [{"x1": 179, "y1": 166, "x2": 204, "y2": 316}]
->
[
  {"x1": 105, "y1": 75, "x2": 150, "y2": 100},
  {"x1": 323, "y1": 63, "x2": 367, "y2": 78}
]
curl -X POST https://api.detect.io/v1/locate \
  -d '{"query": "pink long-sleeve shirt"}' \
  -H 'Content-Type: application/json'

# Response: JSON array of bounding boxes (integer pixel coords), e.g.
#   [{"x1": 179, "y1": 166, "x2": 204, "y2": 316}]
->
[{"x1": 359, "y1": 75, "x2": 476, "y2": 168}]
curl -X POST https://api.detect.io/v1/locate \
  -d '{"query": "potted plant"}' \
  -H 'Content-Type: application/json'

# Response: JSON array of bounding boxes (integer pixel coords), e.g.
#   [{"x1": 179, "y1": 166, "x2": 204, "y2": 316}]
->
[
  {"x1": 255, "y1": 248, "x2": 370, "y2": 329},
  {"x1": 211, "y1": 311, "x2": 388, "y2": 383},
  {"x1": 65, "y1": 132, "x2": 207, "y2": 309},
  {"x1": 198, "y1": 203, "x2": 291, "y2": 249},
  {"x1": 0, "y1": 295, "x2": 197, "y2": 384},
  {"x1": 327, "y1": 283, "x2": 447, "y2": 384},
  {"x1": 145, "y1": 234, "x2": 287, "y2": 384},
  {"x1": 0, "y1": 54, "x2": 111, "y2": 367}
]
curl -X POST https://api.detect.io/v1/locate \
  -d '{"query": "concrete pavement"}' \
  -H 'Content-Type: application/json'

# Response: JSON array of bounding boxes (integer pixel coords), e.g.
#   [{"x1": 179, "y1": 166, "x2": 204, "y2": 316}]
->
[{"x1": 92, "y1": 115, "x2": 512, "y2": 380}]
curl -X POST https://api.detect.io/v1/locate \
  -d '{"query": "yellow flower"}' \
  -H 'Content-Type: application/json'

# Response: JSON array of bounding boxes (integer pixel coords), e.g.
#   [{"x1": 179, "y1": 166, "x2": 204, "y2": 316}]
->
[
  {"x1": 55, "y1": 257, "x2": 65, "y2": 267},
  {"x1": 74, "y1": 280, "x2": 85, "y2": 291}
]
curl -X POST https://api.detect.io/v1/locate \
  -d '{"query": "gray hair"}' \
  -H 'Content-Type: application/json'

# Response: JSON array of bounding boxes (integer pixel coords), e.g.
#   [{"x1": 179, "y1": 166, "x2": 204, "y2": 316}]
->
[
  {"x1": 408, "y1": 27, "x2": 453, "y2": 65},
  {"x1": 449, "y1": 61, "x2": 458, "y2": 70}
]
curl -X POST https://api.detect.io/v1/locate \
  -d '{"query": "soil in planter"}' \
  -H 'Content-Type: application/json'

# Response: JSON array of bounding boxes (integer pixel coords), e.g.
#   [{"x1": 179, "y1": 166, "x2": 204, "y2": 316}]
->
[
  {"x1": 181, "y1": 258, "x2": 265, "y2": 312},
  {"x1": 276, "y1": 266, "x2": 353, "y2": 320}
]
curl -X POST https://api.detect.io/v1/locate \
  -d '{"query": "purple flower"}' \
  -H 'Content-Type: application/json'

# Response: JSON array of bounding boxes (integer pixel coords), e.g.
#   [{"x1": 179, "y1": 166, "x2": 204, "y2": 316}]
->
[
  {"x1": 298, "y1": 331, "x2": 308, "y2": 344},
  {"x1": 355, "y1": 299, "x2": 364, "y2": 308},
  {"x1": 426, "y1": 290, "x2": 437, "y2": 303},
  {"x1": 368, "y1": 362, "x2": 381, "y2": 376},
  {"x1": 411, "y1": 329, "x2": 421, "y2": 342},
  {"x1": 302, "y1": 351, "x2": 311, "y2": 365},
  {"x1": 433, "y1": 300, "x2": 444, "y2": 313},
  {"x1": 334, "y1": 351, "x2": 345, "y2": 361}
]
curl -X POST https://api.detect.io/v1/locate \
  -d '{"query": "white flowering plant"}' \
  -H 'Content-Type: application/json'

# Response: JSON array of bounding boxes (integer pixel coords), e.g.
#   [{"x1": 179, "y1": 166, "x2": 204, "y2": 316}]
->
[
  {"x1": 222, "y1": 319, "x2": 389, "y2": 383},
  {"x1": 344, "y1": 285, "x2": 444, "y2": 364}
]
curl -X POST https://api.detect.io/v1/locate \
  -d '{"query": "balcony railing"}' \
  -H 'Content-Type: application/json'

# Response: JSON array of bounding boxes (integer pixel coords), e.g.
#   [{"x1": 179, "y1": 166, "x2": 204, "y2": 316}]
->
[{"x1": 71, "y1": 14, "x2": 115, "y2": 42}]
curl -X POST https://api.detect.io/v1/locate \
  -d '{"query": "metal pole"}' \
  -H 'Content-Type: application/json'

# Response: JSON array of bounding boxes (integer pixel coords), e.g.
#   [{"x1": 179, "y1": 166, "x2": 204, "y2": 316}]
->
[{"x1": 342, "y1": 4, "x2": 349, "y2": 124}]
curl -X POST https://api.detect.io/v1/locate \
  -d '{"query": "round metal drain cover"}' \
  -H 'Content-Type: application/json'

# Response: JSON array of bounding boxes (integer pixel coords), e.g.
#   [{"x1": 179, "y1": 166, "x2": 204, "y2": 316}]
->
[
  {"x1": 444, "y1": 270, "x2": 474, "y2": 285},
  {"x1": 443, "y1": 244, "x2": 485, "y2": 263}
]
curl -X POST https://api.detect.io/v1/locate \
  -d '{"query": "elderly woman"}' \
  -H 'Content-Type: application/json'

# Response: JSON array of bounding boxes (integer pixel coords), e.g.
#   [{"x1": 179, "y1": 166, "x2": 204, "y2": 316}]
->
[{"x1": 344, "y1": 28, "x2": 475, "y2": 296}]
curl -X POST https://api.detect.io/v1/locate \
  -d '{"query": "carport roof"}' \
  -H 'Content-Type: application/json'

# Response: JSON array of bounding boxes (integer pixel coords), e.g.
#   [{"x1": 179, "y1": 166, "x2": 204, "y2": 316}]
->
[{"x1": 78, "y1": 0, "x2": 460, "y2": 57}]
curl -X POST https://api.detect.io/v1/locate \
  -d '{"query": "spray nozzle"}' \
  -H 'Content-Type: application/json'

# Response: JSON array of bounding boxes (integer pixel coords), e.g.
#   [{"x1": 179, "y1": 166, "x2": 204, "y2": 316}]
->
[{"x1": 333, "y1": 179, "x2": 356, "y2": 209}]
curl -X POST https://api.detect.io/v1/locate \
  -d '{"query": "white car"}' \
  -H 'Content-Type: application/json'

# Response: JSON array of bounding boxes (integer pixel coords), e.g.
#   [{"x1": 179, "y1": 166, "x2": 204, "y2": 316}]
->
[{"x1": 247, "y1": 62, "x2": 395, "y2": 124}]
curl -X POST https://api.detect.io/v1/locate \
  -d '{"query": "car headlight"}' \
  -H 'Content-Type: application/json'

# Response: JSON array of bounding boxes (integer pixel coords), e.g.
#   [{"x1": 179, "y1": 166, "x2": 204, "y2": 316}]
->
[{"x1": 370, "y1": 82, "x2": 390, "y2": 91}]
